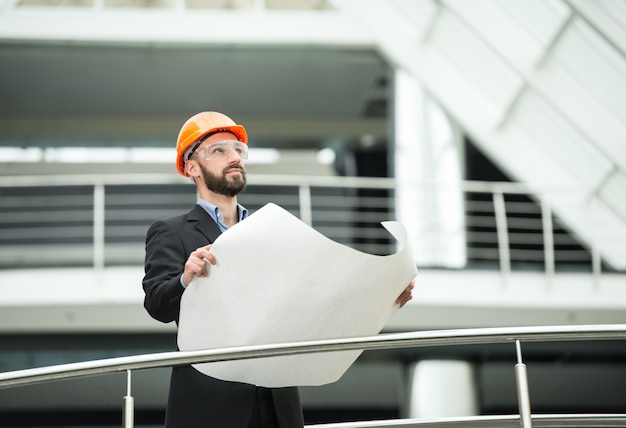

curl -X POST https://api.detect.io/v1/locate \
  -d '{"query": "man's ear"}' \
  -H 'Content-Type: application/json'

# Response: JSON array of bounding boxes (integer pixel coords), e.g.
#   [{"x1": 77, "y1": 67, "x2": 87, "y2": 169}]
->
[{"x1": 185, "y1": 160, "x2": 200, "y2": 178}]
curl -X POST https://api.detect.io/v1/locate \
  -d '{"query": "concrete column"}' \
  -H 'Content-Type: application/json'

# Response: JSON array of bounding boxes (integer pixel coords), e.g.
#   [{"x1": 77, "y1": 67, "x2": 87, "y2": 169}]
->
[
  {"x1": 393, "y1": 68, "x2": 466, "y2": 269},
  {"x1": 407, "y1": 360, "x2": 479, "y2": 418}
]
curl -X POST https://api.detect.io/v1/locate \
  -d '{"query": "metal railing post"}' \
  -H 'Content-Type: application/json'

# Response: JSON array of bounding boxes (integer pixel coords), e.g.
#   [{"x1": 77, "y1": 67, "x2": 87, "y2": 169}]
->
[
  {"x1": 515, "y1": 340, "x2": 532, "y2": 428},
  {"x1": 589, "y1": 198, "x2": 602, "y2": 290},
  {"x1": 541, "y1": 199, "x2": 555, "y2": 287},
  {"x1": 93, "y1": 183, "x2": 105, "y2": 272},
  {"x1": 493, "y1": 191, "x2": 511, "y2": 284},
  {"x1": 122, "y1": 369, "x2": 134, "y2": 428},
  {"x1": 299, "y1": 183, "x2": 313, "y2": 226}
]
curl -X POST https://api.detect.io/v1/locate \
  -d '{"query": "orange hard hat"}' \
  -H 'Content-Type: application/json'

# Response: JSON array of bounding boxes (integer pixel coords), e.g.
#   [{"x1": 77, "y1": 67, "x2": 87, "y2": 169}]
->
[{"x1": 175, "y1": 111, "x2": 248, "y2": 177}]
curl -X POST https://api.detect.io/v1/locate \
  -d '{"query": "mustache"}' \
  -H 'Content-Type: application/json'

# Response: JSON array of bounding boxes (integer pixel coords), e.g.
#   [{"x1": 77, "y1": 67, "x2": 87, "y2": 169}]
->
[{"x1": 223, "y1": 164, "x2": 245, "y2": 174}]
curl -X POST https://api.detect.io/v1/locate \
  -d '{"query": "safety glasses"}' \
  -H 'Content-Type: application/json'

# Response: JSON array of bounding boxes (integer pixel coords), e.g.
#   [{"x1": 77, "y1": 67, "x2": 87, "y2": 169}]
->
[{"x1": 192, "y1": 140, "x2": 248, "y2": 161}]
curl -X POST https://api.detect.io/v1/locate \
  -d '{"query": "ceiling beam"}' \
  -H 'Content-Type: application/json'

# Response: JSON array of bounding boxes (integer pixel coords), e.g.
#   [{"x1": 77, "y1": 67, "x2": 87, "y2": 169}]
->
[
  {"x1": 0, "y1": 116, "x2": 389, "y2": 146},
  {"x1": 0, "y1": 8, "x2": 372, "y2": 46}
]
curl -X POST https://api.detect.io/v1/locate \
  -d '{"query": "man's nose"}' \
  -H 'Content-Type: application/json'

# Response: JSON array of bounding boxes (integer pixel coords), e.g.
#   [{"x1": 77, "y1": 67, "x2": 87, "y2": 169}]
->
[{"x1": 226, "y1": 148, "x2": 243, "y2": 162}]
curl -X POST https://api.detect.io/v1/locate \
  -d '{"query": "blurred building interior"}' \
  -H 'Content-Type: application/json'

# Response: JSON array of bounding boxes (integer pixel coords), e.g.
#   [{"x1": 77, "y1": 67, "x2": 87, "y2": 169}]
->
[{"x1": 0, "y1": 0, "x2": 625, "y2": 426}]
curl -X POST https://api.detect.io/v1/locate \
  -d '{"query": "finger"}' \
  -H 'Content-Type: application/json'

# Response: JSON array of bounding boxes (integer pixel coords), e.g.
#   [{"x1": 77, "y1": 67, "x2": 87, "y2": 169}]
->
[
  {"x1": 196, "y1": 246, "x2": 217, "y2": 265},
  {"x1": 395, "y1": 285, "x2": 414, "y2": 306},
  {"x1": 397, "y1": 294, "x2": 412, "y2": 308},
  {"x1": 186, "y1": 259, "x2": 205, "y2": 276},
  {"x1": 186, "y1": 250, "x2": 212, "y2": 277},
  {"x1": 203, "y1": 254, "x2": 217, "y2": 265}
]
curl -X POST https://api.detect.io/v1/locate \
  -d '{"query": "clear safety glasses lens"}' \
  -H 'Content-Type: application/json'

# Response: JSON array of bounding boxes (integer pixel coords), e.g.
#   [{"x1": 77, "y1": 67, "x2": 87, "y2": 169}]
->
[{"x1": 194, "y1": 141, "x2": 248, "y2": 161}]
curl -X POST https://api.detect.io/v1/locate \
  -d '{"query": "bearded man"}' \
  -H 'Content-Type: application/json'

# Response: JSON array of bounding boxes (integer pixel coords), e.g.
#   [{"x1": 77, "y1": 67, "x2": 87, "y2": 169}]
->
[{"x1": 142, "y1": 111, "x2": 412, "y2": 428}]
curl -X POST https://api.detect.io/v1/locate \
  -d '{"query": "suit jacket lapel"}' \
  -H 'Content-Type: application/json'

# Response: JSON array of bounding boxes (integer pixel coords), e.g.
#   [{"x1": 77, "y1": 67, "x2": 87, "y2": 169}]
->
[{"x1": 186, "y1": 204, "x2": 222, "y2": 243}]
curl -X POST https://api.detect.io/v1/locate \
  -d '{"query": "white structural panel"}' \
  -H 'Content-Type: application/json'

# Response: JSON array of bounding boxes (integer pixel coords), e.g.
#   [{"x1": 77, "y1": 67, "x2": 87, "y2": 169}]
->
[{"x1": 330, "y1": 0, "x2": 626, "y2": 269}]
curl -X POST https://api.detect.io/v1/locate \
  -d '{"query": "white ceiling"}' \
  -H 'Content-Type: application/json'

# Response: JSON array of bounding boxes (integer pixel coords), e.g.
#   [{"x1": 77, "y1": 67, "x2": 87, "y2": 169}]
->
[{"x1": 0, "y1": 44, "x2": 390, "y2": 148}]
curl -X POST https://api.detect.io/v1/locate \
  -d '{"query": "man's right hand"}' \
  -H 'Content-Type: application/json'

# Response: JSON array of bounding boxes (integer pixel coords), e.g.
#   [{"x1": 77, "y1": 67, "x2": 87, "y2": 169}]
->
[{"x1": 183, "y1": 244, "x2": 216, "y2": 286}]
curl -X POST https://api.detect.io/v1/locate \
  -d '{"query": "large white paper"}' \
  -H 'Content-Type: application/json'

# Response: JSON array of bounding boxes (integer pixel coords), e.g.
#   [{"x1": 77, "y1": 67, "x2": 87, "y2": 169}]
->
[{"x1": 177, "y1": 203, "x2": 417, "y2": 387}]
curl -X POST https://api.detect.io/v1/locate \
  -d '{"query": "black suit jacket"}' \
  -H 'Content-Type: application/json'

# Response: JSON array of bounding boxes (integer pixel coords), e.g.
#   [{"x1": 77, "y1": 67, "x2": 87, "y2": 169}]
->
[{"x1": 143, "y1": 205, "x2": 303, "y2": 427}]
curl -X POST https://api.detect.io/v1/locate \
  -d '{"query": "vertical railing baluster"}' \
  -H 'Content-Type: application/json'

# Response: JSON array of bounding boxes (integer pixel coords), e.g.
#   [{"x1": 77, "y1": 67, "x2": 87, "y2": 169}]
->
[
  {"x1": 541, "y1": 199, "x2": 555, "y2": 287},
  {"x1": 299, "y1": 183, "x2": 313, "y2": 226},
  {"x1": 589, "y1": 198, "x2": 602, "y2": 290},
  {"x1": 515, "y1": 340, "x2": 532, "y2": 428},
  {"x1": 493, "y1": 191, "x2": 511, "y2": 285},
  {"x1": 93, "y1": 183, "x2": 105, "y2": 272},
  {"x1": 123, "y1": 369, "x2": 134, "y2": 428}
]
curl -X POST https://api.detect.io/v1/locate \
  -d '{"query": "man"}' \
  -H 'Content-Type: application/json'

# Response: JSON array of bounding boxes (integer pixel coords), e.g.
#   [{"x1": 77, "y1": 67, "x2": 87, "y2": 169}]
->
[{"x1": 142, "y1": 111, "x2": 414, "y2": 427}]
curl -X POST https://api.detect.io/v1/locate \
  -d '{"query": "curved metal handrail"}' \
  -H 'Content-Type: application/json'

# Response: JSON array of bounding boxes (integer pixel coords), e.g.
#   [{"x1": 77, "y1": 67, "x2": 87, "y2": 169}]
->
[
  {"x1": 309, "y1": 414, "x2": 626, "y2": 427},
  {"x1": 1, "y1": 324, "x2": 625, "y2": 389}
]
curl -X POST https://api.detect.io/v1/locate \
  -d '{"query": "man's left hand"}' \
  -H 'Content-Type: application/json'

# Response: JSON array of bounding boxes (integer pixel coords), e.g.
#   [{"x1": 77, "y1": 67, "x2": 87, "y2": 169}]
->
[{"x1": 396, "y1": 279, "x2": 415, "y2": 308}]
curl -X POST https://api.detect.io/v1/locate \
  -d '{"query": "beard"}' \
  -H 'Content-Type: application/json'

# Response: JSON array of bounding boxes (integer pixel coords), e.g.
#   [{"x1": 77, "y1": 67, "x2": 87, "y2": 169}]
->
[{"x1": 199, "y1": 163, "x2": 247, "y2": 197}]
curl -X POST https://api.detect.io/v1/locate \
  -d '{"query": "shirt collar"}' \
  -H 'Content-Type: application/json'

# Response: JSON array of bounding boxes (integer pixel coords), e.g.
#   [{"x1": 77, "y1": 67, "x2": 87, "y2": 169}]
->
[{"x1": 196, "y1": 199, "x2": 248, "y2": 231}]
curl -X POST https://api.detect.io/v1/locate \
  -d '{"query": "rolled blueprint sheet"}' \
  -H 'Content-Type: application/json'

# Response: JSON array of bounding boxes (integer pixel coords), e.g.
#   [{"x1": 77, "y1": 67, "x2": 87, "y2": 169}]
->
[{"x1": 178, "y1": 203, "x2": 417, "y2": 387}]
